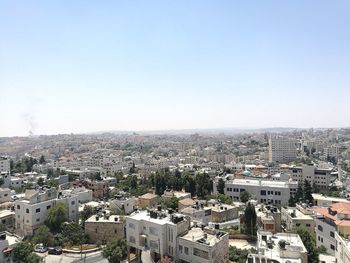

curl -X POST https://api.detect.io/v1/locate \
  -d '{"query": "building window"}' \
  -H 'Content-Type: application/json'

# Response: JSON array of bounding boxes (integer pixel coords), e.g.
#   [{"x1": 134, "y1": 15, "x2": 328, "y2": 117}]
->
[
  {"x1": 331, "y1": 244, "x2": 335, "y2": 250},
  {"x1": 330, "y1": 231, "x2": 335, "y2": 238},
  {"x1": 306, "y1": 224, "x2": 311, "y2": 227},
  {"x1": 318, "y1": 225, "x2": 323, "y2": 232},
  {"x1": 129, "y1": 236, "x2": 135, "y2": 243},
  {"x1": 261, "y1": 190, "x2": 266, "y2": 196},
  {"x1": 17, "y1": 205, "x2": 20, "y2": 210},
  {"x1": 184, "y1": 247, "x2": 189, "y2": 255},
  {"x1": 36, "y1": 208, "x2": 40, "y2": 213},
  {"x1": 47, "y1": 205, "x2": 51, "y2": 210},
  {"x1": 193, "y1": 248, "x2": 209, "y2": 259},
  {"x1": 179, "y1": 245, "x2": 183, "y2": 253},
  {"x1": 71, "y1": 201, "x2": 75, "y2": 205},
  {"x1": 26, "y1": 209, "x2": 29, "y2": 214},
  {"x1": 36, "y1": 218, "x2": 40, "y2": 222}
]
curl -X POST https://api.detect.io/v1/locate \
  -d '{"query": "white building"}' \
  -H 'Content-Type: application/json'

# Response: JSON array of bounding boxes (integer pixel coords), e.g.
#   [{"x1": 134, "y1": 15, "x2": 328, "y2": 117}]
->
[
  {"x1": 126, "y1": 208, "x2": 190, "y2": 261},
  {"x1": 15, "y1": 188, "x2": 79, "y2": 236},
  {"x1": 63, "y1": 187, "x2": 92, "y2": 204},
  {"x1": 290, "y1": 165, "x2": 336, "y2": 189},
  {"x1": 109, "y1": 194, "x2": 136, "y2": 215},
  {"x1": 335, "y1": 231, "x2": 350, "y2": 263},
  {"x1": 269, "y1": 137, "x2": 297, "y2": 163},
  {"x1": 216, "y1": 178, "x2": 298, "y2": 206},
  {"x1": 281, "y1": 204, "x2": 315, "y2": 232},
  {"x1": 178, "y1": 227, "x2": 229, "y2": 263},
  {"x1": 247, "y1": 231, "x2": 307, "y2": 263},
  {"x1": 0, "y1": 172, "x2": 11, "y2": 188},
  {"x1": 313, "y1": 202, "x2": 350, "y2": 255}
]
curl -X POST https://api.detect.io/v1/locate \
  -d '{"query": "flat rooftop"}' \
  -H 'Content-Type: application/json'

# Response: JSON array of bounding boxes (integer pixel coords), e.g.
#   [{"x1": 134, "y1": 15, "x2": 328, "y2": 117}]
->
[
  {"x1": 284, "y1": 208, "x2": 313, "y2": 220},
  {"x1": 86, "y1": 214, "x2": 122, "y2": 223},
  {"x1": 228, "y1": 178, "x2": 296, "y2": 187},
  {"x1": 128, "y1": 210, "x2": 186, "y2": 226},
  {"x1": 180, "y1": 227, "x2": 225, "y2": 246}
]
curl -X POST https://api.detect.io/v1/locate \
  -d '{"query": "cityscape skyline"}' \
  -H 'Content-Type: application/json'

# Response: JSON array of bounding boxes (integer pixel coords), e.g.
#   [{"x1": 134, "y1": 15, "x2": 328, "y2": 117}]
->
[{"x1": 1, "y1": 1, "x2": 350, "y2": 137}]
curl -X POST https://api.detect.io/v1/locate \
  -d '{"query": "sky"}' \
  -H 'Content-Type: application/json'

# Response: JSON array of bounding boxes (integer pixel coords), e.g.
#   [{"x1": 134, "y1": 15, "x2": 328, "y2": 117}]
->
[{"x1": 0, "y1": 1, "x2": 350, "y2": 137}]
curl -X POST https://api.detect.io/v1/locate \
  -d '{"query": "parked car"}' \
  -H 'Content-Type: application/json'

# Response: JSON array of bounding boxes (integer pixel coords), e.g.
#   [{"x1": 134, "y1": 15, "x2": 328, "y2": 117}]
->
[
  {"x1": 47, "y1": 247, "x2": 62, "y2": 255},
  {"x1": 34, "y1": 244, "x2": 47, "y2": 253}
]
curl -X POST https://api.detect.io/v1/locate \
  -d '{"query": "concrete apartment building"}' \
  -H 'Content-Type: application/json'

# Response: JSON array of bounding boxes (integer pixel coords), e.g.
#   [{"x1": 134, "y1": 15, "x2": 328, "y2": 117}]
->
[
  {"x1": 109, "y1": 194, "x2": 136, "y2": 215},
  {"x1": 72, "y1": 179, "x2": 108, "y2": 199},
  {"x1": 126, "y1": 208, "x2": 190, "y2": 261},
  {"x1": 281, "y1": 204, "x2": 315, "y2": 232},
  {"x1": 217, "y1": 178, "x2": 298, "y2": 206},
  {"x1": 180, "y1": 205, "x2": 212, "y2": 226},
  {"x1": 15, "y1": 188, "x2": 79, "y2": 236},
  {"x1": 313, "y1": 202, "x2": 350, "y2": 255},
  {"x1": 209, "y1": 202, "x2": 239, "y2": 223},
  {"x1": 312, "y1": 193, "x2": 350, "y2": 206},
  {"x1": 335, "y1": 231, "x2": 350, "y2": 263},
  {"x1": 178, "y1": 227, "x2": 229, "y2": 263},
  {"x1": 138, "y1": 193, "x2": 158, "y2": 209},
  {"x1": 85, "y1": 213, "x2": 124, "y2": 244},
  {"x1": 256, "y1": 204, "x2": 281, "y2": 233},
  {"x1": 248, "y1": 231, "x2": 307, "y2": 263},
  {"x1": 268, "y1": 136, "x2": 297, "y2": 163},
  {"x1": 0, "y1": 157, "x2": 10, "y2": 173},
  {"x1": 290, "y1": 164, "x2": 337, "y2": 189},
  {"x1": 0, "y1": 188, "x2": 11, "y2": 204}
]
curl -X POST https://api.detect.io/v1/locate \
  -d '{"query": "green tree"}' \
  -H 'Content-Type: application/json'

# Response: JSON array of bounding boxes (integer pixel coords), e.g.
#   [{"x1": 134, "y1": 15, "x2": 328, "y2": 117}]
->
[
  {"x1": 80, "y1": 205, "x2": 94, "y2": 226},
  {"x1": 217, "y1": 178, "x2": 225, "y2": 195},
  {"x1": 292, "y1": 228, "x2": 319, "y2": 263},
  {"x1": 183, "y1": 175, "x2": 196, "y2": 196},
  {"x1": 303, "y1": 180, "x2": 314, "y2": 205},
  {"x1": 45, "y1": 203, "x2": 68, "y2": 233},
  {"x1": 37, "y1": 177, "x2": 44, "y2": 187},
  {"x1": 11, "y1": 242, "x2": 40, "y2": 263},
  {"x1": 288, "y1": 195, "x2": 296, "y2": 207},
  {"x1": 195, "y1": 173, "x2": 212, "y2": 198},
  {"x1": 39, "y1": 155, "x2": 46, "y2": 164},
  {"x1": 240, "y1": 191, "x2": 251, "y2": 203},
  {"x1": 163, "y1": 197, "x2": 178, "y2": 210},
  {"x1": 32, "y1": 225, "x2": 55, "y2": 247},
  {"x1": 216, "y1": 194, "x2": 232, "y2": 204},
  {"x1": 61, "y1": 223, "x2": 86, "y2": 246},
  {"x1": 243, "y1": 202, "x2": 257, "y2": 236},
  {"x1": 294, "y1": 184, "x2": 303, "y2": 204},
  {"x1": 102, "y1": 239, "x2": 127, "y2": 263},
  {"x1": 130, "y1": 175, "x2": 138, "y2": 189}
]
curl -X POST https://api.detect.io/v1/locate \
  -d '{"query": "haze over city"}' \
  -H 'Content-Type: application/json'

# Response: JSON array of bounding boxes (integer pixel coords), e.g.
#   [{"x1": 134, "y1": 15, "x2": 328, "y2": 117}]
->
[{"x1": 1, "y1": 1, "x2": 350, "y2": 137}]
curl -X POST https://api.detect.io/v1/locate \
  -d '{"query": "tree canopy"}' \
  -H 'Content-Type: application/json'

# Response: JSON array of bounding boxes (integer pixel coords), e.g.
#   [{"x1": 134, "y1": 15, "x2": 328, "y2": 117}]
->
[
  {"x1": 11, "y1": 242, "x2": 41, "y2": 263},
  {"x1": 102, "y1": 238, "x2": 127, "y2": 263},
  {"x1": 45, "y1": 203, "x2": 68, "y2": 233}
]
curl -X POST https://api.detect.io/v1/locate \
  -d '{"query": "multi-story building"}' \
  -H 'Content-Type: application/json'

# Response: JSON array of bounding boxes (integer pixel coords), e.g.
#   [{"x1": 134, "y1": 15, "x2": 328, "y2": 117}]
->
[
  {"x1": 72, "y1": 179, "x2": 108, "y2": 199},
  {"x1": 180, "y1": 205, "x2": 212, "y2": 226},
  {"x1": 247, "y1": 231, "x2": 307, "y2": 263},
  {"x1": 0, "y1": 188, "x2": 11, "y2": 204},
  {"x1": 178, "y1": 227, "x2": 229, "y2": 263},
  {"x1": 281, "y1": 204, "x2": 315, "y2": 232},
  {"x1": 312, "y1": 193, "x2": 350, "y2": 206},
  {"x1": 63, "y1": 187, "x2": 93, "y2": 204},
  {"x1": 256, "y1": 204, "x2": 281, "y2": 233},
  {"x1": 0, "y1": 157, "x2": 10, "y2": 173},
  {"x1": 126, "y1": 208, "x2": 190, "y2": 261},
  {"x1": 268, "y1": 136, "x2": 297, "y2": 163},
  {"x1": 335, "y1": 231, "x2": 350, "y2": 263},
  {"x1": 217, "y1": 178, "x2": 298, "y2": 206},
  {"x1": 138, "y1": 193, "x2": 158, "y2": 209},
  {"x1": 313, "y1": 202, "x2": 350, "y2": 255},
  {"x1": 0, "y1": 172, "x2": 11, "y2": 188},
  {"x1": 0, "y1": 210, "x2": 15, "y2": 230},
  {"x1": 85, "y1": 213, "x2": 124, "y2": 244},
  {"x1": 15, "y1": 188, "x2": 79, "y2": 236},
  {"x1": 208, "y1": 202, "x2": 239, "y2": 223},
  {"x1": 290, "y1": 164, "x2": 337, "y2": 189},
  {"x1": 109, "y1": 194, "x2": 136, "y2": 215}
]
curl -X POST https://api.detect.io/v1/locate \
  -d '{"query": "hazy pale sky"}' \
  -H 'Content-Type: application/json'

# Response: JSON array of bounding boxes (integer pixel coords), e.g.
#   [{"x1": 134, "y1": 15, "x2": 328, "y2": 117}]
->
[{"x1": 1, "y1": 1, "x2": 350, "y2": 137}]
